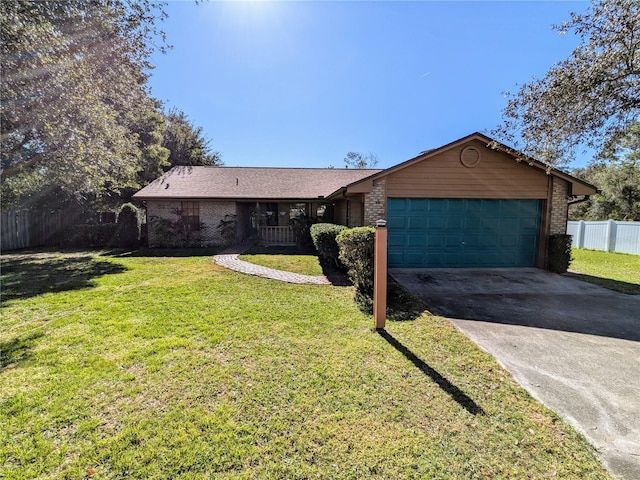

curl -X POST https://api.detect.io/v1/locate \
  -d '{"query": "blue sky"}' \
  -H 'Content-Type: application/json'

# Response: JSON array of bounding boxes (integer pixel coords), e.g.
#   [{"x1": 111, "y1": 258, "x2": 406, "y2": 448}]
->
[{"x1": 148, "y1": 1, "x2": 590, "y2": 169}]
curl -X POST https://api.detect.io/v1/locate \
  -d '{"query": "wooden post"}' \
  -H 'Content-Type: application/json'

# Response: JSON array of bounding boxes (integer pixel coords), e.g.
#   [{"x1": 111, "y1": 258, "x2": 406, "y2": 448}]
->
[{"x1": 374, "y1": 219, "x2": 387, "y2": 330}]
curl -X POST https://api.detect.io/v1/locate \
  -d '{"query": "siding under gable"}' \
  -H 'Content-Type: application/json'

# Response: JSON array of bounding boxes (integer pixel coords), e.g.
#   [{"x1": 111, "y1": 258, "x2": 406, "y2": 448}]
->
[{"x1": 385, "y1": 140, "x2": 549, "y2": 199}]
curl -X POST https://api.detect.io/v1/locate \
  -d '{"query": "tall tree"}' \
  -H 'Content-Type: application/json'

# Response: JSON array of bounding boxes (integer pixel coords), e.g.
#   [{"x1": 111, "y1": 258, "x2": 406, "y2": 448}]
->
[
  {"x1": 343, "y1": 151, "x2": 378, "y2": 169},
  {"x1": 162, "y1": 109, "x2": 222, "y2": 168},
  {"x1": 492, "y1": 0, "x2": 640, "y2": 167},
  {"x1": 571, "y1": 123, "x2": 640, "y2": 220},
  {"x1": 1, "y1": 0, "x2": 169, "y2": 206}
]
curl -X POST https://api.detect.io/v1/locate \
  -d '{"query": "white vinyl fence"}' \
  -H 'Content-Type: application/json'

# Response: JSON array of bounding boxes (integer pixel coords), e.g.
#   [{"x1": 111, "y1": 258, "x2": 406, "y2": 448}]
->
[{"x1": 567, "y1": 220, "x2": 640, "y2": 255}]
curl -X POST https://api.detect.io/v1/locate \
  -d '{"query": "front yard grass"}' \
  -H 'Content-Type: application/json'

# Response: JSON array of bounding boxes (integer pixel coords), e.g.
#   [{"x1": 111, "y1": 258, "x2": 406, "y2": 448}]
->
[
  {"x1": 570, "y1": 248, "x2": 640, "y2": 294},
  {"x1": 239, "y1": 254, "x2": 323, "y2": 276},
  {"x1": 1, "y1": 250, "x2": 610, "y2": 479}
]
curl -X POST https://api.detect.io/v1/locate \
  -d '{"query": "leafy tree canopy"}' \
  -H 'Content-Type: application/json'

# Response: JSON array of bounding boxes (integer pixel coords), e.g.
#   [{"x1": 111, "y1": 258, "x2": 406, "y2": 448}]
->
[
  {"x1": 571, "y1": 123, "x2": 640, "y2": 220},
  {"x1": 492, "y1": 0, "x2": 639, "y2": 168},
  {"x1": 1, "y1": 0, "x2": 169, "y2": 207},
  {"x1": 163, "y1": 108, "x2": 222, "y2": 168},
  {"x1": 343, "y1": 151, "x2": 379, "y2": 169}
]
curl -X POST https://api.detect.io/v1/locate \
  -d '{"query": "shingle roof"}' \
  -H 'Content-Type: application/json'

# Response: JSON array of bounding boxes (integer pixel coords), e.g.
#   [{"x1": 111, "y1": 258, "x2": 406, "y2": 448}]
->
[{"x1": 132, "y1": 166, "x2": 383, "y2": 200}]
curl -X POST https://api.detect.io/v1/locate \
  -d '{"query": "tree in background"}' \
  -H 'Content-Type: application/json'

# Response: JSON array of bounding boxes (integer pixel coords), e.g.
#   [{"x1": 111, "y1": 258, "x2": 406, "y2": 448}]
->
[
  {"x1": 492, "y1": 0, "x2": 639, "y2": 168},
  {"x1": 1, "y1": 0, "x2": 169, "y2": 207},
  {"x1": 162, "y1": 109, "x2": 222, "y2": 168},
  {"x1": 343, "y1": 151, "x2": 378, "y2": 169},
  {"x1": 571, "y1": 123, "x2": 640, "y2": 220}
]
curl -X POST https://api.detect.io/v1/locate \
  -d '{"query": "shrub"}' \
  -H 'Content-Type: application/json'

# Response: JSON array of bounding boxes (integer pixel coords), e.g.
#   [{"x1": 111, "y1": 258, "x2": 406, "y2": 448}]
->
[
  {"x1": 547, "y1": 233, "x2": 573, "y2": 273},
  {"x1": 149, "y1": 209, "x2": 204, "y2": 248},
  {"x1": 217, "y1": 214, "x2": 237, "y2": 246},
  {"x1": 289, "y1": 216, "x2": 316, "y2": 249},
  {"x1": 64, "y1": 224, "x2": 119, "y2": 247},
  {"x1": 115, "y1": 203, "x2": 141, "y2": 247},
  {"x1": 310, "y1": 223, "x2": 348, "y2": 267},
  {"x1": 336, "y1": 226, "x2": 375, "y2": 311}
]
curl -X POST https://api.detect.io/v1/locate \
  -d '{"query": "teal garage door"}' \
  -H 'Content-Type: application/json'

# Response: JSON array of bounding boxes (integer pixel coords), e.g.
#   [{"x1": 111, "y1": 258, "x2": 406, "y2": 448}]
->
[{"x1": 387, "y1": 198, "x2": 541, "y2": 268}]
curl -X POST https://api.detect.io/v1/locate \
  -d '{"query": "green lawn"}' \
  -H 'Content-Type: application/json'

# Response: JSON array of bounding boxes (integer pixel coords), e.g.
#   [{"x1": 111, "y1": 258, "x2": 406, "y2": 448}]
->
[
  {"x1": 239, "y1": 254, "x2": 323, "y2": 276},
  {"x1": 1, "y1": 250, "x2": 610, "y2": 479},
  {"x1": 570, "y1": 248, "x2": 640, "y2": 294}
]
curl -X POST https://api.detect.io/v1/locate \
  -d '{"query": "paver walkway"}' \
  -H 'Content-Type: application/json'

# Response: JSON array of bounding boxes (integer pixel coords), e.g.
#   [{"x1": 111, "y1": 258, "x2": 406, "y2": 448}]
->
[{"x1": 213, "y1": 244, "x2": 330, "y2": 285}]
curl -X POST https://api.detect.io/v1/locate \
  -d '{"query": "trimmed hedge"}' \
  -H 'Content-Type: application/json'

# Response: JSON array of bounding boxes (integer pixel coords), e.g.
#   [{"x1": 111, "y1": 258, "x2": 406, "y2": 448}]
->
[
  {"x1": 310, "y1": 223, "x2": 348, "y2": 266},
  {"x1": 547, "y1": 233, "x2": 573, "y2": 273},
  {"x1": 64, "y1": 224, "x2": 119, "y2": 247},
  {"x1": 336, "y1": 226, "x2": 375, "y2": 311}
]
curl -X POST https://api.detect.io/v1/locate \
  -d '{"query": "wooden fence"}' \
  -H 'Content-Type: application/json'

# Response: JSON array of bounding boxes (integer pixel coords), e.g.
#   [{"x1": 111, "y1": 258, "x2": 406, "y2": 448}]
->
[
  {"x1": 567, "y1": 220, "x2": 640, "y2": 255},
  {"x1": 1, "y1": 209, "x2": 64, "y2": 251}
]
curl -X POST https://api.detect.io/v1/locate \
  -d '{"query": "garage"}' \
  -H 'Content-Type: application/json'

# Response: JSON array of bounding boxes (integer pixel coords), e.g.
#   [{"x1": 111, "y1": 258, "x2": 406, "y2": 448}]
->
[
  {"x1": 337, "y1": 133, "x2": 598, "y2": 270},
  {"x1": 387, "y1": 198, "x2": 542, "y2": 267}
]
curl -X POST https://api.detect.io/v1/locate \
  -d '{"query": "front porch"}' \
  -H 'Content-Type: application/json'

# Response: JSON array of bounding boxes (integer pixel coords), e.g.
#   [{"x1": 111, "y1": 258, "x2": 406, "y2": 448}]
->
[
  {"x1": 236, "y1": 200, "x2": 333, "y2": 246},
  {"x1": 258, "y1": 225, "x2": 296, "y2": 245}
]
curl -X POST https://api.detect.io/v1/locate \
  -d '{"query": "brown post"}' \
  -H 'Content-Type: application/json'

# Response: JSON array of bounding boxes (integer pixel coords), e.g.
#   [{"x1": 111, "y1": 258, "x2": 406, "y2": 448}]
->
[{"x1": 374, "y1": 219, "x2": 387, "y2": 330}]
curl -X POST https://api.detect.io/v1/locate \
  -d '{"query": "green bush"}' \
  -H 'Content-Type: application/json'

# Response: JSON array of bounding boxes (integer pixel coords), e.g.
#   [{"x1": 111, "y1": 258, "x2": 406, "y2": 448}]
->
[
  {"x1": 547, "y1": 234, "x2": 573, "y2": 273},
  {"x1": 115, "y1": 203, "x2": 141, "y2": 247},
  {"x1": 336, "y1": 226, "x2": 375, "y2": 311},
  {"x1": 310, "y1": 223, "x2": 348, "y2": 266},
  {"x1": 289, "y1": 216, "x2": 316, "y2": 249},
  {"x1": 64, "y1": 224, "x2": 119, "y2": 247}
]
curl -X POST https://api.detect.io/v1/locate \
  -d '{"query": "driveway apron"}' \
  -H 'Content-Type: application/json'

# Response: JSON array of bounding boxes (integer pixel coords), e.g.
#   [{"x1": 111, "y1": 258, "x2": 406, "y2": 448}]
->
[{"x1": 390, "y1": 268, "x2": 640, "y2": 480}]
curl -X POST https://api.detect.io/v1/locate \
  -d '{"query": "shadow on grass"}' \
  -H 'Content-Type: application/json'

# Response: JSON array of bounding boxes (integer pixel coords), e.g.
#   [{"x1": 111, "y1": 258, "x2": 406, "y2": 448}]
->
[
  {"x1": 565, "y1": 272, "x2": 640, "y2": 295},
  {"x1": 387, "y1": 279, "x2": 427, "y2": 321},
  {"x1": 377, "y1": 329, "x2": 484, "y2": 416},
  {"x1": 352, "y1": 277, "x2": 427, "y2": 321},
  {"x1": 245, "y1": 245, "x2": 316, "y2": 256},
  {"x1": 1, "y1": 254, "x2": 127, "y2": 304},
  {"x1": 0, "y1": 332, "x2": 44, "y2": 372},
  {"x1": 109, "y1": 247, "x2": 221, "y2": 258}
]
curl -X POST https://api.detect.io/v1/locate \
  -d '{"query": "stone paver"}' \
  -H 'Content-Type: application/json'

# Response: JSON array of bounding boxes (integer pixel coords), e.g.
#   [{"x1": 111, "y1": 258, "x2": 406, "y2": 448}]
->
[{"x1": 213, "y1": 245, "x2": 330, "y2": 285}]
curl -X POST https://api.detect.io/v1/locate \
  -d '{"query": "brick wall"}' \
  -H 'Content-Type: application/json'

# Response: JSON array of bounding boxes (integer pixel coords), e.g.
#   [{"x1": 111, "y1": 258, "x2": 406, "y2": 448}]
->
[
  {"x1": 363, "y1": 179, "x2": 386, "y2": 226},
  {"x1": 549, "y1": 178, "x2": 569, "y2": 235},
  {"x1": 146, "y1": 200, "x2": 236, "y2": 247}
]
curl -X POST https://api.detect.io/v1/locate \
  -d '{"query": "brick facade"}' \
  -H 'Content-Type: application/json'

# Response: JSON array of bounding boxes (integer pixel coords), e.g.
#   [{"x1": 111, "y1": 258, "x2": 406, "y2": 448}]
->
[
  {"x1": 363, "y1": 179, "x2": 387, "y2": 226},
  {"x1": 147, "y1": 200, "x2": 237, "y2": 247},
  {"x1": 549, "y1": 178, "x2": 569, "y2": 235}
]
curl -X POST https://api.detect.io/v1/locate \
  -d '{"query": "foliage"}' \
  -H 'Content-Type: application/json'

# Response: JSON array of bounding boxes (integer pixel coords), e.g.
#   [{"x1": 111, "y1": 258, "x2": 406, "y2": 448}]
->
[
  {"x1": 337, "y1": 226, "x2": 376, "y2": 311},
  {"x1": 310, "y1": 223, "x2": 348, "y2": 267},
  {"x1": 63, "y1": 224, "x2": 120, "y2": 248},
  {"x1": 150, "y1": 208, "x2": 204, "y2": 248},
  {"x1": 343, "y1": 151, "x2": 379, "y2": 169},
  {"x1": 1, "y1": 0, "x2": 169, "y2": 204},
  {"x1": 61, "y1": 204, "x2": 142, "y2": 248},
  {"x1": 162, "y1": 108, "x2": 222, "y2": 168},
  {"x1": 115, "y1": 203, "x2": 142, "y2": 247},
  {"x1": 289, "y1": 215, "x2": 316, "y2": 248},
  {"x1": 547, "y1": 234, "x2": 574, "y2": 273},
  {"x1": 492, "y1": 0, "x2": 640, "y2": 167},
  {"x1": 571, "y1": 123, "x2": 640, "y2": 220},
  {"x1": 216, "y1": 214, "x2": 237, "y2": 246}
]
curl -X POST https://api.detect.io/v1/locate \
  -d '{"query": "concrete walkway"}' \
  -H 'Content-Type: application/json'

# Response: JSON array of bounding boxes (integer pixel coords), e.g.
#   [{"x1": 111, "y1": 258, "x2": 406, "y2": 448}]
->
[{"x1": 213, "y1": 244, "x2": 330, "y2": 285}]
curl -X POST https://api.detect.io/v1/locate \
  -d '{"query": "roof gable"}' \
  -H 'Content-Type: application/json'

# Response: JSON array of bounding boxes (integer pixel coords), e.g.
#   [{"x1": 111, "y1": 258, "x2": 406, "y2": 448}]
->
[{"x1": 346, "y1": 132, "x2": 597, "y2": 196}]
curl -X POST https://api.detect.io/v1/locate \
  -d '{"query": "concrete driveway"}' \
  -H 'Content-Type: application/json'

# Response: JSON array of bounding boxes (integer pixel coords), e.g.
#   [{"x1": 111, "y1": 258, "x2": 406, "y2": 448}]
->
[{"x1": 390, "y1": 268, "x2": 640, "y2": 480}]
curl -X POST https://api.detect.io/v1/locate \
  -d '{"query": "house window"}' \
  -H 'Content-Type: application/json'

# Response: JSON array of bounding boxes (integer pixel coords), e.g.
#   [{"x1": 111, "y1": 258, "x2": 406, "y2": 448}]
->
[
  {"x1": 290, "y1": 203, "x2": 306, "y2": 219},
  {"x1": 181, "y1": 201, "x2": 200, "y2": 232}
]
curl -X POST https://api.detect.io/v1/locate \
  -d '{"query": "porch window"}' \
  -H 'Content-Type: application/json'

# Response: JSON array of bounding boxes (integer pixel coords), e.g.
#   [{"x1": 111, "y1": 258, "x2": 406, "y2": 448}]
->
[
  {"x1": 290, "y1": 203, "x2": 306, "y2": 219},
  {"x1": 181, "y1": 201, "x2": 200, "y2": 232}
]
